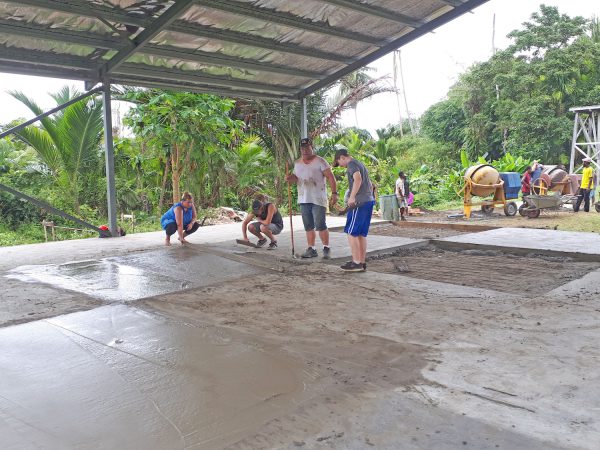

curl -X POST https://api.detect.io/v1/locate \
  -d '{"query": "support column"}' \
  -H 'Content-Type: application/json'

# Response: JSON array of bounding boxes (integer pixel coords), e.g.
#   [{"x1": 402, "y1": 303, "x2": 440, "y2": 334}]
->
[
  {"x1": 102, "y1": 82, "x2": 118, "y2": 237},
  {"x1": 569, "y1": 112, "x2": 579, "y2": 174},
  {"x1": 300, "y1": 97, "x2": 308, "y2": 139}
]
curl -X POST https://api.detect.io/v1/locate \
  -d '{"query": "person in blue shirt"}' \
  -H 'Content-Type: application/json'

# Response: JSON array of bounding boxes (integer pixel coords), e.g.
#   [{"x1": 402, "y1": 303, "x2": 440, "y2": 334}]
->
[{"x1": 160, "y1": 191, "x2": 199, "y2": 246}]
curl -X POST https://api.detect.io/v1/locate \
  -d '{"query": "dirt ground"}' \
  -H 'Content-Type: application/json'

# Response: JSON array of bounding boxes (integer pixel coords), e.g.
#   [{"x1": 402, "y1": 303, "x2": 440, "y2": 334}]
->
[
  {"x1": 369, "y1": 222, "x2": 471, "y2": 239},
  {"x1": 366, "y1": 245, "x2": 600, "y2": 295},
  {"x1": 418, "y1": 207, "x2": 600, "y2": 233}
]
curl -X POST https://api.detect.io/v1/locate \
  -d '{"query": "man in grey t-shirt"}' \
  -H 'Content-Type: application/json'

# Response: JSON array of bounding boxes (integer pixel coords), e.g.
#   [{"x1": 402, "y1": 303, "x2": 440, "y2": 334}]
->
[{"x1": 333, "y1": 147, "x2": 375, "y2": 272}]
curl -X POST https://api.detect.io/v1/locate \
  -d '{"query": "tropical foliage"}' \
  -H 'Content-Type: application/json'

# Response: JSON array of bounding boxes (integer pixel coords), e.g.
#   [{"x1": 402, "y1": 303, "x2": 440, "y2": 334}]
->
[{"x1": 2, "y1": 6, "x2": 599, "y2": 245}]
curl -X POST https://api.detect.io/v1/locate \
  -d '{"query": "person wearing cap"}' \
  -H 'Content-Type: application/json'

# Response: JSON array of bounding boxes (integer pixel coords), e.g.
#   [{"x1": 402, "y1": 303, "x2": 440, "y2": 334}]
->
[
  {"x1": 285, "y1": 137, "x2": 338, "y2": 259},
  {"x1": 241, "y1": 199, "x2": 284, "y2": 249},
  {"x1": 333, "y1": 148, "x2": 375, "y2": 272},
  {"x1": 574, "y1": 158, "x2": 595, "y2": 213}
]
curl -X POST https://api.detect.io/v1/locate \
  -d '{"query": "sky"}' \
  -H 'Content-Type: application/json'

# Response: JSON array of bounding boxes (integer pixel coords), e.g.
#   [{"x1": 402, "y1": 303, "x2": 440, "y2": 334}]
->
[{"x1": 0, "y1": 0, "x2": 598, "y2": 135}]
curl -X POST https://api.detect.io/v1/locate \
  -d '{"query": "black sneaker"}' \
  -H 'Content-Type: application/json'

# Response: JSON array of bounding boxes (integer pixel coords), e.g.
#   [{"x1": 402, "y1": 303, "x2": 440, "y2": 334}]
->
[
  {"x1": 363, "y1": 263, "x2": 367, "y2": 271},
  {"x1": 301, "y1": 248, "x2": 318, "y2": 258},
  {"x1": 340, "y1": 261, "x2": 365, "y2": 272},
  {"x1": 257, "y1": 238, "x2": 267, "y2": 248},
  {"x1": 267, "y1": 241, "x2": 278, "y2": 250},
  {"x1": 322, "y1": 246, "x2": 331, "y2": 260}
]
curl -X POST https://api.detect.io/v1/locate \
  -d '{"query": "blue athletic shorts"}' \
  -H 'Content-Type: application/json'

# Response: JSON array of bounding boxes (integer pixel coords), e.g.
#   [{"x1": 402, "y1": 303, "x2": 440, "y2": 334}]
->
[
  {"x1": 344, "y1": 201, "x2": 375, "y2": 237},
  {"x1": 300, "y1": 203, "x2": 327, "y2": 231}
]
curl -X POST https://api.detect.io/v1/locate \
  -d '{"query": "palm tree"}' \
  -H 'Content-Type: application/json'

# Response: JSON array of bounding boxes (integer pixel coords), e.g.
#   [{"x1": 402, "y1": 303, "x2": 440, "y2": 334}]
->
[
  {"x1": 311, "y1": 70, "x2": 395, "y2": 137},
  {"x1": 225, "y1": 135, "x2": 273, "y2": 209},
  {"x1": 10, "y1": 86, "x2": 104, "y2": 211}
]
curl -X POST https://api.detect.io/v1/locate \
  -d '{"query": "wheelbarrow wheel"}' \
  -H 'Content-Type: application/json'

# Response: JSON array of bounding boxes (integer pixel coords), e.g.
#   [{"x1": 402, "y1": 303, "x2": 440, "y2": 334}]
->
[
  {"x1": 481, "y1": 204, "x2": 494, "y2": 215},
  {"x1": 527, "y1": 208, "x2": 541, "y2": 219},
  {"x1": 504, "y1": 202, "x2": 518, "y2": 217},
  {"x1": 518, "y1": 204, "x2": 527, "y2": 217}
]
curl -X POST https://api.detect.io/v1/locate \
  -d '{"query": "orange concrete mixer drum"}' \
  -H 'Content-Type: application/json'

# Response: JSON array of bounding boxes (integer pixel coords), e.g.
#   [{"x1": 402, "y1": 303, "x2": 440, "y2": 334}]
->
[
  {"x1": 464, "y1": 164, "x2": 502, "y2": 197},
  {"x1": 543, "y1": 166, "x2": 569, "y2": 193}
]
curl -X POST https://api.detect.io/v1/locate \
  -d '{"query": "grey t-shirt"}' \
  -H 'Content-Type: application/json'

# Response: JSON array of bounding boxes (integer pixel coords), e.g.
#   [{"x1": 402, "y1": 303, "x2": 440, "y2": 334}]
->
[{"x1": 347, "y1": 159, "x2": 374, "y2": 204}]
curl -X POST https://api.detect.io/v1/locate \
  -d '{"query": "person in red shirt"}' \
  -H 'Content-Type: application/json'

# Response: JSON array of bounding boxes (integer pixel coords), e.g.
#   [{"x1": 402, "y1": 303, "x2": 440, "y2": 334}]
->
[{"x1": 521, "y1": 166, "x2": 532, "y2": 198}]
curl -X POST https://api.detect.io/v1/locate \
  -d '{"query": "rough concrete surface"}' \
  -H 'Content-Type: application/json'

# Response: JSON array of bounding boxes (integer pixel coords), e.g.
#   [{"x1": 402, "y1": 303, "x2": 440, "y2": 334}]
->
[
  {"x1": 442, "y1": 227, "x2": 600, "y2": 257},
  {"x1": 1, "y1": 223, "x2": 599, "y2": 449}
]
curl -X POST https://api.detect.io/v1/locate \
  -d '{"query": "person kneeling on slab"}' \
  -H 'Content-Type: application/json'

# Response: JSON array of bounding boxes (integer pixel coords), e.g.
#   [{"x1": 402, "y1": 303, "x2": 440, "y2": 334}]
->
[
  {"x1": 161, "y1": 191, "x2": 200, "y2": 246},
  {"x1": 241, "y1": 199, "x2": 284, "y2": 250}
]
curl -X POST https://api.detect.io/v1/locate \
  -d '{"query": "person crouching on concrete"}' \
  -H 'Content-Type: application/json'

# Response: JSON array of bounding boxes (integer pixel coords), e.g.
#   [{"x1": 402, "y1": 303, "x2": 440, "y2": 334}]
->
[
  {"x1": 161, "y1": 191, "x2": 199, "y2": 246},
  {"x1": 241, "y1": 199, "x2": 284, "y2": 250},
  {"x1": 333, "y1": 148, "x2": 375, "y2": 272}
]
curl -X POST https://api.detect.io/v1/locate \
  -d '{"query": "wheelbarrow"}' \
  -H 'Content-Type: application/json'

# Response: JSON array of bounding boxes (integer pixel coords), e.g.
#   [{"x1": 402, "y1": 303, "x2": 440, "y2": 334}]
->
[{"x1": 518, "y1": 193, "x2": 576, "y2": 218}]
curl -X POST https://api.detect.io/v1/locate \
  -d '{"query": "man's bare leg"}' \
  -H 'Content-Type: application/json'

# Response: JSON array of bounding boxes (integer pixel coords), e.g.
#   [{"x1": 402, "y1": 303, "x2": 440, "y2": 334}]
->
[
  {"x1": 306, "y1": 230, "x2": 316, "y2": 247},
  {"x1": 318, "y1": 229, "x2": 330, "y2": 247},
  {"x1": 165, "y1": 235, "x2": 171, "y2": 246},
  {"x1": 347, "y1": 234, "x2": 361, "y2": 263},
  {"x1": 249, "y1": 226, "x2": 264, "y2": 240},
  {"x1": 260, "y1": 225, "x2": 276, "y2": 243},
  {"x1": 358, "y1": 236, "x2": 368, "y2": 263}
]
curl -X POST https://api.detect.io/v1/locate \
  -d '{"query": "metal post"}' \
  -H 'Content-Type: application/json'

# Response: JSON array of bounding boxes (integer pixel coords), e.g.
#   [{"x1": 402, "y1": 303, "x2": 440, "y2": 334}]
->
[
  {"x1": 569, "y1": 112, "x2": 579, "y2": 174},
  {"x1": 300, "y1": 97, "x2": 308, "y2": 139},
  {"x1": 102, "y1": 82, "x2": 118, "y2": 237}
]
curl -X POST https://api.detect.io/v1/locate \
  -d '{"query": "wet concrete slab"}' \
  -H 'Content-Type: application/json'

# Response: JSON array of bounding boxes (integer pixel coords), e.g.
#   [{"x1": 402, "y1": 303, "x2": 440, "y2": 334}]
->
[
  {"x1": 0, "y1": 305, "x2": 309, "y2": 450},
  {"x1": 440, "y1": 227, "x2": 600, "y2": 257},
  {"x1": 5, "y1": 247, "x2": 263, "y2": 302},
  {"x1": 230, "y1": 231, "x2": 425, "y2": 262}
]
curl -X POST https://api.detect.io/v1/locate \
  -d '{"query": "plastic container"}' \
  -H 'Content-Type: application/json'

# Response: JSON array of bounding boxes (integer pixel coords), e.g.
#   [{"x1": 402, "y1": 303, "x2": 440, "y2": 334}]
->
[
  {"x1": 499, "y1": 172, "x2": 521, "y2": 199},
  {"x1": 379, "y1": 194, "x2": 400, "y2": 221}
]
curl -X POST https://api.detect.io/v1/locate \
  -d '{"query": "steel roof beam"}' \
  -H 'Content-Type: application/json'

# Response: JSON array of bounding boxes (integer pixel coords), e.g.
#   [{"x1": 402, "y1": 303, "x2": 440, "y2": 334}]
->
[
  {"x1": 0, "y1": 18, "x2": 322, "y2": 78},
  {"x1": 0, "y1": 45, "x2": 93, "y2": 71},
  {"x1": 142, "y1": 46, "x2": 322, "y2": 79},
  {"x1": 116, "y1": 63, "x2": 297, "y2": 95},
  {"x1": 0, "y1": 18, "x2": 122, "y2": 50},
  {"x1": 171, "y1": 21, "x2": 352, "y2": 63},
  {"x1": 320, "y1": 0, "x2": 423, "y2": 28},
  {"x1": 111, "y1": 76, "x2": 298, "y2": 101},
  {"x1": 0, "y1": 44, "x2": 299, "y2": 95},
  {"x1": 195, "y1": 0, "x2": 382, "y2": 45},
  {"x1": 437, "y1": 0, "x2": 466, "y2": 5},
  {"x1": 7, "y1": 0, "x2": 352, "y2": 63},
  {"x1": 297, "y1": 0, "x2": 490, "y2": 97},
  {"x1": 100, "y1": 0, "x2": 196, "y2": 77}
]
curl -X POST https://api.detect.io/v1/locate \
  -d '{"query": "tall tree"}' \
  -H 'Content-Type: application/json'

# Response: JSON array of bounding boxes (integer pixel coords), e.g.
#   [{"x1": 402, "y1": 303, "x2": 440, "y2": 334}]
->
[{"x1": 123, "y1": 90, "x2": 242, "y2": 205}]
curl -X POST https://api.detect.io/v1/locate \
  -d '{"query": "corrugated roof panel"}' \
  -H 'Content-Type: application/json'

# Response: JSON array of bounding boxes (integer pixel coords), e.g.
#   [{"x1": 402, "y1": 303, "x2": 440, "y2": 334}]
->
[{"x1": 0, "y1": 0, "x2": 490, "y2": 99}]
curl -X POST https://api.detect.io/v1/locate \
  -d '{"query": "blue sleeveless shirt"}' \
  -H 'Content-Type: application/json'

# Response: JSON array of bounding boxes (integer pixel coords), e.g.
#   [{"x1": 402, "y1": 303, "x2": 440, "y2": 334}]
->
[{"x1": 161, "y1": 202, "x2": 193, "y2": 229}]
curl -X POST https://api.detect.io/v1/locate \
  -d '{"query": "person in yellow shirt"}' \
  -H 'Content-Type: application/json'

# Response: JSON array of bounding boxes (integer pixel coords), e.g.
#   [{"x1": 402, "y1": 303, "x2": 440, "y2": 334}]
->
[{"x1": 574, "y1": 158, "x2": 595, "y2": 213}]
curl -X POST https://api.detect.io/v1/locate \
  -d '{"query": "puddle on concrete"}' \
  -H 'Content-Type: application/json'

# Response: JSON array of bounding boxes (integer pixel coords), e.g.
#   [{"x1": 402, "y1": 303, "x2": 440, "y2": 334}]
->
[
  {"x1": 5, "y1": 247, "x2": 265, "y2": 303},
  {"x1": 6, "y1": 260, "x2": 190, "y2": 302}
]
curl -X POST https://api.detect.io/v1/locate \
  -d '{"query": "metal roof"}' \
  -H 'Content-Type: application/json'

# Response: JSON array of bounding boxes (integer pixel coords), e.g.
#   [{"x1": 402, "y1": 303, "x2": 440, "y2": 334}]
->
[{"x1": 0, "y1": 0, "x2": 489, "y2": 100}]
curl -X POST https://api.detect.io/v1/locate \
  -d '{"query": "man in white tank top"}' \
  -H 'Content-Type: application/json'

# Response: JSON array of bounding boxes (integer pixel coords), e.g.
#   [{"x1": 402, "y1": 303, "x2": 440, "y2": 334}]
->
[{"x1": 286, "y1": 138, "x2": 338, "y2": 259}]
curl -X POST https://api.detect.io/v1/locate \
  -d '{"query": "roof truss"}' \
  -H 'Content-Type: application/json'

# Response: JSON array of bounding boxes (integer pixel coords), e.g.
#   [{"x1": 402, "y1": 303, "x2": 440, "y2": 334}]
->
[{"x1": 0, "y1": 0, "x2": 490, "y2": 100}]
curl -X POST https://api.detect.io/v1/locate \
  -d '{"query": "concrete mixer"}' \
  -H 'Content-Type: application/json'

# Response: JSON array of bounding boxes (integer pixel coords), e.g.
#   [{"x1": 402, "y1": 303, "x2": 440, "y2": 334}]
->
[
  {"x1": 461, "y1": 164, "x2": 518, "y2": 218},
  {"x1": 531, "y1": 165, "x2": 573, "y2": 195}
]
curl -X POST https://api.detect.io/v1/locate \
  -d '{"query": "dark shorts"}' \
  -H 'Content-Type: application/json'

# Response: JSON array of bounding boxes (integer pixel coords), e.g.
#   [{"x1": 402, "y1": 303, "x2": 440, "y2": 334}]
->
[
  {"x1": 300, "y1": 203, "x2": 327, "y2": 231},
  {"x1": 249, "y1": 222, "x2": 282, "y2": 235},
  {"x1": 344, "y1": 201, "x2": 375, "y2": 237},
  {"x1": 165, "y1": 222, "x2": 199, "y2": 236}
]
